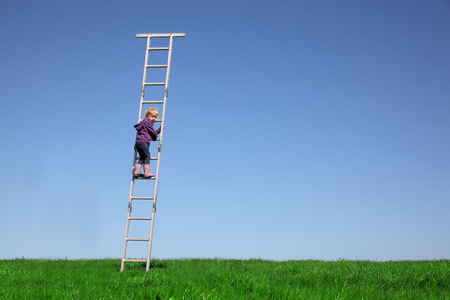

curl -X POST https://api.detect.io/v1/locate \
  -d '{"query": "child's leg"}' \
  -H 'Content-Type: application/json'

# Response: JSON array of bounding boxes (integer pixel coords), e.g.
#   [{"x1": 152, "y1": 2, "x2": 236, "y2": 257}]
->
[
  {"x1": 143, "y1": 164, "x2": 155, "y2": 178},
  {"x1": 136, "y1": 142, "x2": 154, "y2": 178},
  {"x1": 134, "y1": 143, "x2": 149, "y2": 177},
  {"x1": 133, "y1": 163, "x2": 142, "y2": 177}
]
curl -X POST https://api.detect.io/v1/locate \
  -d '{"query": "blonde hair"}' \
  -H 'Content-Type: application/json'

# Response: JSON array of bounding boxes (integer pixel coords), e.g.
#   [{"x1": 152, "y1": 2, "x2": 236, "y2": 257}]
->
[{"x1": 145, "y1": 107, "x2": 158, "y2": 118}]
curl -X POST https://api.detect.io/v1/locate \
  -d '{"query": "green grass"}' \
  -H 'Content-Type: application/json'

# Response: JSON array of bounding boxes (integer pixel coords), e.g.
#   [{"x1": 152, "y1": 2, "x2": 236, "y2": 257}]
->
[{"x1": 0, "y1": 259, "x2": 449, "y2": 299}]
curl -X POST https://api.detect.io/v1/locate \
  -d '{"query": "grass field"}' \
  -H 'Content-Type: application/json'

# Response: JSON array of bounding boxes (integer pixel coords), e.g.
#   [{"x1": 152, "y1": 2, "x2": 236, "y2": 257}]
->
[{"x1": 0, "y1": 258, "x2": 449, "y2": 299}]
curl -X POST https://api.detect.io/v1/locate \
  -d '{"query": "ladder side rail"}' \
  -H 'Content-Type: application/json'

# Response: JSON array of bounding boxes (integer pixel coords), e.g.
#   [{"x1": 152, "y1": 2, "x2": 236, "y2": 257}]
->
[
  {"x1": 146, "y1": 142, "x2": 163, "y2": 271},
  {"x1": 146, "y1": 141, "x2": 163, "y2": 271},
  {"x1": 122, "y1": 35, "x2": 152, "y2": 272},
  {"x1": 121, "y1": 162, "x2": 137, "y2": 271},
  {"x1": 145, "y1": 35, "x2": 175, "y2": 271},
  {"x1": 146, "y1": 128, "x2": 164, "y2": 271}
]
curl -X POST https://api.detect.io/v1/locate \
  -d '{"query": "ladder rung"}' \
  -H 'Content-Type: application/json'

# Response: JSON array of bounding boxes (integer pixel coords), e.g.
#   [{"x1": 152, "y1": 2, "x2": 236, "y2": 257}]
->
[
  {"x1": 146, "y1": 64, "x2": 167, "y2": 68},
  {"x1": 131, "y1": 196, "x2": 154, "y2": 200},
  {"x1": 137, "y1": 118, "x2": 161, "y2": 122},
  {"x1": 142, "y1": 100, "x2": 164, "y2": 104},
  {"x1": 144, "y1": 82, "x2": 165, "y2": 86},
  {"x1": 135, "y1": 176, "x2": 156, "y2": 180},
  {"x1": 149, "y1": 47, "x2": 169, "y2": 51},
  {"x1": 129, "y1": 217, "x2": 152, "y2": 220},
  {"x1": 135, "y1": 157, "x2": 157, "y2": 161},
  {"x1": 126, "y1": 238, "x2": 150, "y2": 241},
  {"x1": 124, "y1": 259, "x2": 147, "y2": 263}
]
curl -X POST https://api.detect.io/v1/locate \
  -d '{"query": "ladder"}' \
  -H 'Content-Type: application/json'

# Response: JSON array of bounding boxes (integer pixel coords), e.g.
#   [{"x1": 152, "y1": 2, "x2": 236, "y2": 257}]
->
[{"x1": 121, "y1": 33, "x2": 185, "y2": 272}]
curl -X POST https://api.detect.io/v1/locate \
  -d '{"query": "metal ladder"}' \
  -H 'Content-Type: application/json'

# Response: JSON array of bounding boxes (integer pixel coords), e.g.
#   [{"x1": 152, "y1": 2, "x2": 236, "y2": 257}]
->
[{"x1": 121, "y1": 33, "x2": 185, "y2": 272}]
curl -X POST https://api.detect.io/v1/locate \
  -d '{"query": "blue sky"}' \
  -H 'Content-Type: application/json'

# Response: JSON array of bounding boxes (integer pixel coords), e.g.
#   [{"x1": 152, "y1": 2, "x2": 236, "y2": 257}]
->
[{"x1": 1, "y1": 0, "x2": 449, "y2": 261}]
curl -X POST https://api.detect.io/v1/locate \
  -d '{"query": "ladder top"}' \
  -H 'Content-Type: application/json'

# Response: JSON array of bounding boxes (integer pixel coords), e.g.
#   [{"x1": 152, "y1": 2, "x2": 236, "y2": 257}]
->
[{"x1": 136, "y1": 33, "x2": 186, "y2": 38}]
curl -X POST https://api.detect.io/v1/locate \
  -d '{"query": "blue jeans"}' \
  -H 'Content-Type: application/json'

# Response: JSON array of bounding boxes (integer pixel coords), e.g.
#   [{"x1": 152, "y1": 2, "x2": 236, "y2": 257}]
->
[{"x1": 135, "y1": 142, "x2": 150, "y2": 164}]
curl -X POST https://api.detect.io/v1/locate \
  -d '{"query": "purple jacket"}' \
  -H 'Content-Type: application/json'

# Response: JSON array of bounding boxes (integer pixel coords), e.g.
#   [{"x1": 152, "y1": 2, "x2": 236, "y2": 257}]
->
[{"x1": 134, "y1": 119, "x2": 161, "y2": 144}]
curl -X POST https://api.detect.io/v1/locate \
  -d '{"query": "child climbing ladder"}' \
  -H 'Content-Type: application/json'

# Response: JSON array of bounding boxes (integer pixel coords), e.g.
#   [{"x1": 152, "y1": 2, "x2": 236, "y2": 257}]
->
[{"x1": 133, "y1": 108, "x2": 162, "y2": 179}]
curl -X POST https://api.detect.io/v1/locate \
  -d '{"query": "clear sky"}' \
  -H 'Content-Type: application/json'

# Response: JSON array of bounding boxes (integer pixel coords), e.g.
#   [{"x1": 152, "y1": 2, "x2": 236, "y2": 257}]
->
[{"x1": 1, "y1": 0, "x2": 449, "y2": 261}]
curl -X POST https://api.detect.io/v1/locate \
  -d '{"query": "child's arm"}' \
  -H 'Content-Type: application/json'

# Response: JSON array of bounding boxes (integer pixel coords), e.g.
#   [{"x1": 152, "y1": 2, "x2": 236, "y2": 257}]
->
[
  {"x1": 145, "y1": 122, "x2": 160, "y2": 141},
  {"x1": 156, "y1": 125, "x2": 165, "y2": 135},
  {"x1": 152, "y1": 126, "x2": 165, "y2": 140}
]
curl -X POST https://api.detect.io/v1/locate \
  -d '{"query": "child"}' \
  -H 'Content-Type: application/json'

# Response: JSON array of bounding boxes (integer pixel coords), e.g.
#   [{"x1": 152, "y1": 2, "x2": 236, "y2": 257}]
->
[{"x1": 133, "y1": 108, "x2": 162, "y2": 178}]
